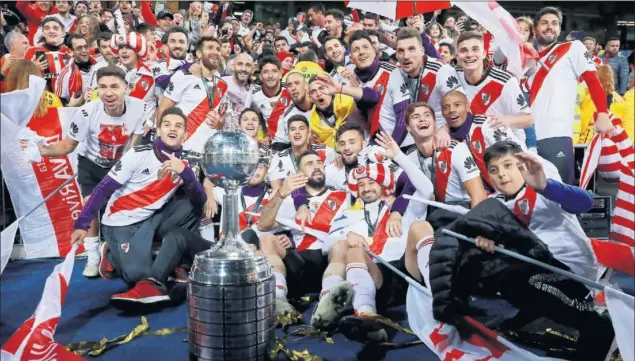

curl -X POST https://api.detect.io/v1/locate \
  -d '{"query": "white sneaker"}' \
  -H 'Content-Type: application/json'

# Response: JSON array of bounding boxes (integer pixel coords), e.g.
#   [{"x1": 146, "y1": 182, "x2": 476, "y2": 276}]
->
[
  {"x1": 310, "y1": 281, "x2": 353, "y2": 331},
  {"x1": 83, "y1": 251, "x2": 100, "y2": 278}
]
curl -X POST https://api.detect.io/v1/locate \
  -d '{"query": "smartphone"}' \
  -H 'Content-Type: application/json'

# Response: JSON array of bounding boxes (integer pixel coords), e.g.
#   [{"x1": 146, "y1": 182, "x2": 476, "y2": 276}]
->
[{"x1": 221, "y1": 29, "x2": 228, "y2": 36}]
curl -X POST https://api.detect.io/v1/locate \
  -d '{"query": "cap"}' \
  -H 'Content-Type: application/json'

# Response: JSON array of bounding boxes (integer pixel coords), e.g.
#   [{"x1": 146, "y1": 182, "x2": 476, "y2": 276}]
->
[{"x1": 157, "y1": 10, "x2": 174, "y2": 20}]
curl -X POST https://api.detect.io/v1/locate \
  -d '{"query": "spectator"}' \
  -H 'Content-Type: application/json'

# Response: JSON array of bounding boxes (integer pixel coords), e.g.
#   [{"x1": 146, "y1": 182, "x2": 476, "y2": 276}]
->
[
  {"x1": 437, "y1": 42, "x2": 454, "y2": 65},
  {"x1": 75, "y1": 14, "x2": 100, "y2": 48},
  {"x1": 4, "y1": 59, "x2": 62, "y2": 116},
  {"x1": 16, "y1": 0, "x2": 56, "y2": 45},
  {"x1": 74, "y1": 1, "x2": 89, "y2": 17},
  {"x1": 1, "y1": 31, "x2": 29, "y2": 87},
  {"x1": 603, "y1": 37, "x2": 629, "y2": 95}
]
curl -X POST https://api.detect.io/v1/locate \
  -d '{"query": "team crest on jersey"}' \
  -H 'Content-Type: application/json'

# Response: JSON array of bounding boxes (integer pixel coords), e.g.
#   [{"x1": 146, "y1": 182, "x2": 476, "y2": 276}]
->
[
  {"x1": 141, "y1": 80, "x2": 149, "y2": 91},
  {"x1": 377, "y1": 84, "x2": 384, "y2": 94},
  {"x1": 420, "y1": 84, "x2": 429, "y2": 96},
  {"x1": 518, "y1": 198, "x2": 530, "y2": 215},
  {"x1": 548, "y1": 54, "x2": 557, "y2": 64},
  {"x1": 472, "y1": 141, "x2": 482, "y2": 154},
  {"x1": 481, "y1": 93, "x2": 491, "y2": 106},
  {"x1": 121, "y1": 242, "x2": 130, "y2": 253},
  {"x1": 438, "y1": 161, "x2": 448, "y2": 174},
  {"x1": 280, "y1": 97, "x2": 288, "y2": 107},
  {"x1": 327, "y1": 199, "x2": 337, "y2": 211}
]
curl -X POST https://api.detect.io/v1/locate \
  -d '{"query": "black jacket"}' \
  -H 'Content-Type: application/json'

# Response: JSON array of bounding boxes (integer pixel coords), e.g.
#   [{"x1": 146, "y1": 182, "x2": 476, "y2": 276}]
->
[{"x1": 429, "y1": 198, "x2": 560, "y2": 324}]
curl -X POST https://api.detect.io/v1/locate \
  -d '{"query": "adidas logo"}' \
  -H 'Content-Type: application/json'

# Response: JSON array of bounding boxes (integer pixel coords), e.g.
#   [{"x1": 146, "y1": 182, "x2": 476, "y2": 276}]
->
[
  {"x1": 141, "y1": 168, "x2": 150, "y2": 175},
  {"x1": 517, "y1": 94, "x2": 527, "y2": 109},
  {"x1": 464, "y1": 157, "x2": 477, "y2": 170},
  {"x1": 69, "y1": 122, "x2": 79, "y2": 136},
  {"x1": 556, "y1": 151, "x2": 566, "y2": 158},
  {"x1": 193, "y1": 84, "x2": 201, "y2": 90}
]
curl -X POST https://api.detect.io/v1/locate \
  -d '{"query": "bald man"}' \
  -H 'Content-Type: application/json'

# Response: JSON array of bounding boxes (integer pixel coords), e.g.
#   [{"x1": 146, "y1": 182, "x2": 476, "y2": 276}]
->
[{"x1": 220, "y1": 52, "x2": 255, "y2": 128}]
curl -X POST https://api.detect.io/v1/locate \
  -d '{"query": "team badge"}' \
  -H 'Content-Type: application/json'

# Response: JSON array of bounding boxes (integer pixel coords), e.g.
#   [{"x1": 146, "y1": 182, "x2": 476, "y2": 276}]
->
[
  {"x1": 328, "y1": 199, "x2": 337, "y2": 211},
  {"x1": 121, "y1": 242, "x2": 130, "y2": 253},
  {"x1": 548, "y1": 54, "x2": 556, "y2": 64},
  {"x1": 280, "y1": 96, "x2": 288, "y2": 107},
  {"x1": 171, "y1": 171, "x2": 180, "y2": 183},
  {"x1": 355, "y1": 165, "x2": 366, "y2": 174},
  {"x1": 518, "y1": 198, "x2": 530, "y2": 215},
  {"x1": 420, "y1": 84, "x2": 429, "y2": 96},
  {"x1": 438, "y1": 161, "x2": 447, "y2": 174},
  {"x1": 376, "y1": 84, "x2": 384, "y2": 94},
  {"x1": 141, "y1": 80, "x2": 149, "y2": 91},
  {"x1": 481, "y1": 93, "x2": 491, "y2": 106},
  {"x1": 472, "y1": 141, "x2": 482, "y2": 154}
]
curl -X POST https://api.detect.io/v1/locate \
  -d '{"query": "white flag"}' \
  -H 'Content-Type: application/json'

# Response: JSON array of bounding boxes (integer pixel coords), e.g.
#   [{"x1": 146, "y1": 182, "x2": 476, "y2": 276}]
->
[{"x1": 605, "y1": 287, "x2": 635, "y2": 361}]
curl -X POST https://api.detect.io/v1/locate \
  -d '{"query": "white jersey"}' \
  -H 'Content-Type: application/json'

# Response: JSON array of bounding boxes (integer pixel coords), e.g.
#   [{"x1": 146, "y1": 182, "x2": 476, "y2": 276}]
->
[
  {"x1": 214, "y1": 184, "x2": 271, "y2": 232},
  {"x1": 453, "y1": 66, "x2": 529, "y2": 143},
  {"x1": 494, "y1": 186, "x2": 598, "y2": 281},
  {"x1": 150, "y1": 57, "x2": 187, "y2": 102},
  {"x1": 359, "y1": 62, "x2": 412, "y2": 146},
  {"x1": 102, "y1": 144, "x2": 185, "y2": 227},
  {"x1": 219, "y1": 75, "x2": 252, "y2": 129},
  {"x1": 86, "y1": 60, "x2": 109, "y2": 93},
  {"x1": 164, "y1": 69, "x2": 228, "y2": 143},
  {"x1": 325, "y1": 163, "x2": 351, "y2": 191},
  {"x1": 526, "y1": 41, "x2": 596, "y2": 141},
  {"x1": 68, "y1": 97, "x2": 147, "y2": 168},
  {"x1": 329, "y1": 63, "x2": 356, "y2": 86},
  {"x1": 268, "y1": 145, "x2": 335, "y2": 182},
  {"x1": 403, "y1": 56, "x2": 459, "y2": 129},
  {"x1": 404, "y1": 140, "x2": 480, "y2": 204},
  {"x1": 269, "y1": 101, "x2": 312, "y2": 145},
  {"x1": 119, "y1": 63, "x2": 157, "y2": 119},
  {"x1": 251, "y1": 85, "x2": 282, "y2": 122}
]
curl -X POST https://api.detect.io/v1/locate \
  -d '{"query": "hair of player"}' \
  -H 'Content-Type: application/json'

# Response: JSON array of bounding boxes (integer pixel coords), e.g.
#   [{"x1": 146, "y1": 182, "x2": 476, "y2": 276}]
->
[
  {"x1": 483, "y1": 140, "x2": 524, "y2": 166},
  {"x1": 96, "y1": 65, "x2": 127, "y2": 83},
  {"x1": 65, "y1": 33, "x2": 86, "y2": 49},
  {"x1": 309, "y1": 3, "x2": 325, "y2": 15},
  {"x1": 325, "y1": 9, "x2": 345, "y2": 23},
  {"x1": 405, "y1": 102, "x2": 436, "y2": 126},
  {"x1": 239, "y1": 106, "x2": 267, "y2": 133},
  {"x1": 158, "y1": 106, "x2": 187, "y2": 128},
  {"x1": 298, "y1": 49, "x2": 319, "y2": 63},
  {"x1": 396, "y1": 27, "x2": 422, "y2": 46},
  {"x1": 98, "y1": 31, "x2": 114, "y2": 47},
  {"x1": 336, "y1": 122, "x2": 364, "y2": 141},
  {"x1": 456, "y1": 31, "x2": 483, "y2": 47},
  {"x1": 363, "y1": 12, "x2": 379, "y2": 23},
  {"x1": 606, "y1": 36, "x2": 620, "y2": 44},
  {"x1": 348, "y1": 30, "x2": 373, "y2": 48},
  {"x1": 534, "y1": 6, "x2": 562, "y2": 26},
  {"x1": 259, "y1": 55, "x2": 282, "y2": 71},
  {"x1": 287, "y1": 114, "x2": 309, "y2": 130},
  {"x1": 135, "y1": 22, "x2": 155, "y2": 34},
  {"x1": 323, "y1": 36, "x2": 344, "y2": 48},
  {"x1": 438, "y1": 42, "x2": 455, "y2": 55},
  {"x1": 41, "y1": 16, "x2": 65, "y2": 30},
  {"x1": 297, "y1": 149, "x2": 319, "y2": 168},
  {"x1": 274, "y1": 36, "x2": 289, "y2": 46},
  {"x1": 196, "y1": 36, "x2": 221, "y2": 52},
  {"x1": 165, "y1": 26, "x2": 189, "y2": 42}
]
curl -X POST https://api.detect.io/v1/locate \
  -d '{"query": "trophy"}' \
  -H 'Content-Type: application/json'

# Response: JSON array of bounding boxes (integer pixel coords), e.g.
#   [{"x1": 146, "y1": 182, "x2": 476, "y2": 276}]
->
[{"x1": 188, "y1": 130, "x2": 276, "y2": 361}]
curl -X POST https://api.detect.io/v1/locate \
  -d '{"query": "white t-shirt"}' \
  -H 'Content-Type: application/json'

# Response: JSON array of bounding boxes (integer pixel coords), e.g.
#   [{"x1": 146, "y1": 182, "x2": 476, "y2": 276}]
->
[
  {"x1": 219, "y1": 75, "x2": 252, "y2": 129},
  {"x1": 251, "y1": 84, "x2": 282, "y2": 122},
  {"x1": 68, "y1": 97, "x2": 146, "y2": 168},
  {"x1": 526, "y1": 41, "x2": 596, "y2": 141},
  {"x1": 102, "y1": 144, "x2": 184, "y2": 227}
]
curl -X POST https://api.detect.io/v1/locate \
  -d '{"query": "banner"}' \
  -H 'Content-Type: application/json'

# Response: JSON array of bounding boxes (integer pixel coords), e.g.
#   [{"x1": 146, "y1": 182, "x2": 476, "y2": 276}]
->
[{"x1": 1, "y1": 76, "x2": 84, "y2": 259}]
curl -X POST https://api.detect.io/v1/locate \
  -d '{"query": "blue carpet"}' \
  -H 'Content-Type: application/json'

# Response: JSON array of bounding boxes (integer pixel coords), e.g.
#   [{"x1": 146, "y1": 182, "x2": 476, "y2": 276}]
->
[{"x1": 1, "y1": 258, "x2": 440, "y2": 361}]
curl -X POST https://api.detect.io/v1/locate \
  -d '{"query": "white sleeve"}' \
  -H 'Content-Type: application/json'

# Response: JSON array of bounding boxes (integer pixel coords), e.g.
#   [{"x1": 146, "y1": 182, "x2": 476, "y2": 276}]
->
[
  {"x1": 107, "y1": 150, "x2": 138, "y2": 184},
  {"x1": 394, "y1": 152, "x2": 434, "y2": 200},
  {"x1": 453, "y1": 143, "x2": 481, "y2": 183},
  {"x1": 213, "y1": 187, "x2": 225, "y2": 206},
  {"x1": 163, "y1": 70, "x2": 188, "y2": 103},
  {"x1": 67, "y1": 103, "x2": 93, "y2": 143},
  {"x1": 389, "y1": 69, "x2": 410, "y2": 105},
  {"x1": 267, "y1": 154, "x2": 287, "y2": 182},
  {"x1": 503, "y1": 77, "x2": 530, "y2": 116},
  {"x1": 570, "y1": 40, "x2": 596, "y2": 78}
]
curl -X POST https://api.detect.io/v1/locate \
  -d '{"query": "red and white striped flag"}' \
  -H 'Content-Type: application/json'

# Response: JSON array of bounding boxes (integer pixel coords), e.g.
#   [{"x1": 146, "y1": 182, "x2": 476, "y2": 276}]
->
[
  {"x1": 1, "y1": 244, "x2": 86, "y2": 361},
  {"x1": 453, "y1": 1, "x2": 538, "y2": 78}
]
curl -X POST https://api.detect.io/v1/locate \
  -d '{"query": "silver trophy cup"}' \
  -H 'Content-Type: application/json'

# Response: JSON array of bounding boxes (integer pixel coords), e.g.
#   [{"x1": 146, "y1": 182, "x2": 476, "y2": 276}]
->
[{"x1": 188, "y1": 130, "x2": 276, "y2": 361}]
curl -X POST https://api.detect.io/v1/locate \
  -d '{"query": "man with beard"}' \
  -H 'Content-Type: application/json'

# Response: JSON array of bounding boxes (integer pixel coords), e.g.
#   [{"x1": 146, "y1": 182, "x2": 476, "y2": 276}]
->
[
  {"x1": 324, "y1": 36, "x2": 352, "y2": 79},
  {"x1": 526, "y1": 7, "x2": 613, "y2": 184},
  {"x1": 111, "y1": 32, "x2": 157, "y2": 119},
  {"x1": 257, "y1": 150, "x2": 349, "y2": 316},
  {"x1": 268, "y1": 115, "x2": 335, "y2": 194},
  {"x1": 21, "y1": 66, "x2": 148, "y2": 278},
  {"x1": 346, "y1": 31, "x2": 411, "y2": 146},
  {"x1": 395, "y1": 27, "x2": 456, "y2": 148},
  {"x1": 220, "y1": 52, "x2": 254, "y2": 129},
  {"x1": 151, "y1": 27, "x2": 189, "y2": 103},
  {"x1": 307, "y1": 3, "x2": 326, "y2": 45},
  {"x1": 158, "y1": 36, "x2": 228, "y2": 146},
  {"x1": 251, "y1": 56, "x2": 283, "y2": 123},
  {"x1": 267, "y1": 71, "x2": 313, "y2": 148},
  {"x1": 323, "y1": 9, "x2": 346, "y2": 43},
  {"x1": 56, "y1": 34, "x2": 97, "y2": 105},
  {"x1": 24, "y1": 16, "x2": 72, "y2": 92},
  {"x1": 443, "y1": 31, "x2": 532, "y2": 146}
]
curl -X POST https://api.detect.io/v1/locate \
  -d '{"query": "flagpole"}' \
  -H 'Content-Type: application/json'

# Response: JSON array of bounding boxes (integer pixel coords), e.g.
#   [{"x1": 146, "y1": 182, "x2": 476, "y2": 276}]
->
[
  {"x1": 364, "y1": 247, "x2": 431, "y2": 296},
  {"x1": 440, "y1": 229, "x2": 606, "y2": 291},
  {"x1": 17, "y1": 173, "x2": 79, "y2": 222}
]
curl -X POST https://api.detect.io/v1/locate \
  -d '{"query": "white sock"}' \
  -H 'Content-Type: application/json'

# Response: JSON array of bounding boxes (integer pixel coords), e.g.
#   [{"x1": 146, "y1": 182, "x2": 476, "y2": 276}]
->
[
  {"x1": 416, "y1": 236, "x2": 434, "y2": 288},
  {"x1": 273, "y1": 271, "x2": 288, "y2": 300},
  {"x1": 320, "y1": 275, "x2": 344, "y2": 299},
  {"x1": 346, "y1": 263, "x2": 376, "y2": 314},
  {"x1": 84, "y1": 237, "x2": 100, "y2": 262}
]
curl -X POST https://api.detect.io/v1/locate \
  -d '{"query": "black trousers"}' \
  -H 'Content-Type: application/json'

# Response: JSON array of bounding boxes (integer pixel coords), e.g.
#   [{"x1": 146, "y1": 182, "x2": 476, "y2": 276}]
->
[
  {"x1": 537, "y1": 136, "x2": 575, "y2": 185},
  {"x1": 102, "y1": 198, "x2": 212, "y2": 285},
  {"x1": 490, "y1": 264, "x2": 614, "y2": 361}
]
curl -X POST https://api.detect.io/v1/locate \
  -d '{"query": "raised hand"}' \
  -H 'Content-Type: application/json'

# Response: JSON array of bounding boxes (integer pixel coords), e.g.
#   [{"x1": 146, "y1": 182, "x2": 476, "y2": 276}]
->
[
  {"x1": 515, "y1": 152, "x2": 547, "y2": 191},
  {"x1": 314, "y1": 73, "x2": 341, "y2": 96},
  {"x1": 279, "y1": 173, "x2": 308, "y2": 198},
  {"x1": 375, "y1": 131, "x2": 401, "y2": 159},
  {"x1": 160, "y1": 150, "x2": 186, "y2": 175}
]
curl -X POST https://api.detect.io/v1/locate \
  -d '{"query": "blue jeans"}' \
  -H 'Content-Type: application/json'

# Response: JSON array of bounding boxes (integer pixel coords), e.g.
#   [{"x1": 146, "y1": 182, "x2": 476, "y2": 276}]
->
[{"x1": 523, "y1": 92, "x2": 537, "y2": 148}]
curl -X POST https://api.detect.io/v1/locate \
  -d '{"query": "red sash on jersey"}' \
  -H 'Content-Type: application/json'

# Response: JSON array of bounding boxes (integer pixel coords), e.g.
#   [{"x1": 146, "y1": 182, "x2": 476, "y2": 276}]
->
[
  {"x1": 238, "y1": 199, "x2": 269, "y2": 230},
  {"x1": 185, "y1": 78, "x2": 229, "y2": 141},
  {"x1": 418, "y1": 72, "x2": 437, "y2": 103},
  {"x1": 467, "y1": 126, "x2": 495, "y2": 190},
  {"x1": 513, "y1": 186, "x2": 538, "y2": 227},
  {"x1": 25, "y1": 46, "x2": 72, "y2": 91},
  {"x1": 369, "y1": 71, "x2": 391, "y2": 136},
  {"x1": 528, "y1": 43, "x2": 572, "y2": 105},
  {"x1": 108, "y1": 164, "x2": 186, "y2": 215},
  {"x1": 267, "y1": 88, "x2": 292, "y2": 139},
  {"x1": 296, "y1": 191, "x2": 347, "y2": 252},
  {"x1": 469, "y1": 80, "x2": 505, "y2": 115},
  {"x1": 129, "y1": 73, "x2": 155, "y2": 100},
  {"x1": 368, "y1": 209, "x2": 392, "y2": 255},
  {"x1": 434, "y1": 149, "x2": 453, "y2": 203}
]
